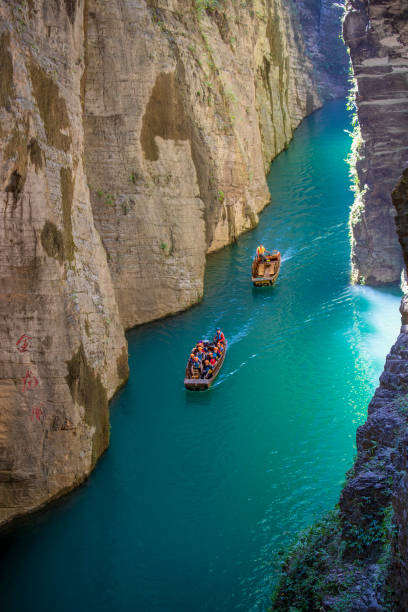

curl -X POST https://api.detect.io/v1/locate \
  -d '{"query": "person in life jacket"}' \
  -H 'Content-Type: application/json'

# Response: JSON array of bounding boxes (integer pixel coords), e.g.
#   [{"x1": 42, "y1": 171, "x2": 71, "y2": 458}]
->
[
  {"x1": 201, "y1": 359, "x2": 213, "y2": 380},
  {"x1": 214, "y1": 328, "x2": 225, "y2": 344},
  {"x1": 256, "y1": 245, "x2": 270, "y2": 262},
  {"x1": 217, "y1": 342, "x2": 224, "y2": 354}
]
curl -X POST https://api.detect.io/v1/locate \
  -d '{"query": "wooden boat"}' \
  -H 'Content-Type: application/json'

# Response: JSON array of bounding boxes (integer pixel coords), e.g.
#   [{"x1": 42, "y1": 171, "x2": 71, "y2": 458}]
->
[
  {"x1": 184, "y1": 341, "x2": 227, "y2": 390},
  {"x1": 251, "y1": 250, "x2": 281, "y2": 287}
]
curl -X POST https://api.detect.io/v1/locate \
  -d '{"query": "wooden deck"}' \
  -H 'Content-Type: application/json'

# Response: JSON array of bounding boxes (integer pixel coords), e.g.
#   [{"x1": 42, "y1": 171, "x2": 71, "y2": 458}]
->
[{"x1": 251, "y1": 251, "x2": 281, "y2": 287}]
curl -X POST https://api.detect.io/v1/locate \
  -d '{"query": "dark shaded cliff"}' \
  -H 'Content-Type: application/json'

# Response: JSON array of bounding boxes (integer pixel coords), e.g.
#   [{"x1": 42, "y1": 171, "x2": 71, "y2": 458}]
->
[
  {"x1": 271, "y1": 2, "x2": 408, "y2": 610},
  {"x1": 294, "y1": 0, "x2": 349, "y2": 100},
  {"x1": 343, "y1": 0, "x2": 407, "y2": 285}
]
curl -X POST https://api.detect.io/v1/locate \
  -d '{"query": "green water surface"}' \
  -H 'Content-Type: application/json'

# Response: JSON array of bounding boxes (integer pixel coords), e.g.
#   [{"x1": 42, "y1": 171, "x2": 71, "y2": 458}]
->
[{"x1": 0, "y1": 100, "x2": 402, "y2": 612}]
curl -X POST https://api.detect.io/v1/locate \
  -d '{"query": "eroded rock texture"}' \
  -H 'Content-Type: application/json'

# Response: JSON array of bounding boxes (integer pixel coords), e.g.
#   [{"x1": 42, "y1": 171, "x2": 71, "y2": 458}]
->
[
  {"x1": 0, "y1": 0, "x2": 345, "y2": 526},
  {"x1": 294, "y1": 0, "x2": 349, "y2": 100},
  {"x1": 0, "y1": 1, "x2": 128, "y2": 527},
  {"x1": 83, "y1": 0, "x2": 321, "y2": 328},
  {"x1": 343, "y1": 0, "x2": 407, "y2": 285}
]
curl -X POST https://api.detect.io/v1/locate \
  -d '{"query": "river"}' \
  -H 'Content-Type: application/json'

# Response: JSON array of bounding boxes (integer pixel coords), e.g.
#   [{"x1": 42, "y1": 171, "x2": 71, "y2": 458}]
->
[{"x1": 0, "y1": 100, "x2": 402, "y2": 611}]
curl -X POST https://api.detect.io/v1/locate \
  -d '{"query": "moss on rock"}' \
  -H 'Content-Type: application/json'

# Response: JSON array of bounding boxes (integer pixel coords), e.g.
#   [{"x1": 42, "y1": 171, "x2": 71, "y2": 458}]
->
[
  {"x1": 40, "y1": 221, "x2": 64, "y2": 263},
  {"x1": 65, "y1": 343, "x2": 109, "y2": 467},
  {"x1": 4, "y1": 122, "x2": 30, "y2": 204},
  {"x1": 140, "y1": 72, "x2": 189, "y2": 161},
  {"x1": 116, "y1": 346, "x2": 129, "y2": 382},
  {"x1": 60, "y1": 166, "x2": 75, "y2": 262},
  {"x1": 28, "y1": 138, "x2": 44, "y2": 172},
  {"x1": 0, "y1": 32, "x2": 13, "y2": 109},
  {"x1": 29, "y1": 58, "x2": 71, "y2": 152}
]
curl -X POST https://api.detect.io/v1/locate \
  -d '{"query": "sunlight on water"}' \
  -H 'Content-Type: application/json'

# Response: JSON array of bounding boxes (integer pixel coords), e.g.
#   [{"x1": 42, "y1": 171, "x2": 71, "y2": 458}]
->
[{"x1": 350, "y1": 285, "x2": 402, "y2": 366}]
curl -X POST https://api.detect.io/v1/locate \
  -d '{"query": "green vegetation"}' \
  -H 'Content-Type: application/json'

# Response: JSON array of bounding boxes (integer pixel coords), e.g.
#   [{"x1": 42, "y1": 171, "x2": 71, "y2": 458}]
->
[
  {"x1": 270, "y1": 505, "x2": 396, "y2": 611},
  {"x1": 96, "y1": 190, "x2": 116, "y2": 208},
  {"x1": 271, "y1": 510, "x2": 349, "y2": 611},
  {"x1": 345, "y1": 80, "x2": 363, "y2": 197},
  {"x1": 345, "y1": 75, "x2": 367, "y2": 284},
  {"x1": 218, "y1": 189, "x2": 225, "y2": 203},
  {"x1": 225, "y1": 89, "x2": 238, "y2": 104},
  {"x1": 343, "y1": 505, "x2": 395, "y2": 555},
  {"x1": 195, "y1": 0, "x2": 223, "y2": 17}
]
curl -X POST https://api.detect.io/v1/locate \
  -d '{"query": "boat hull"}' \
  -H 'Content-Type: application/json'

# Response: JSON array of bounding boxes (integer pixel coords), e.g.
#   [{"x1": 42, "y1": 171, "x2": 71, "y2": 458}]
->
[
  {"x1": 252, "y1": 277, "x2": 277, "y2": 287},
  {"x1": 184, "y1": 378, "x2": 212, "y2": 391}
]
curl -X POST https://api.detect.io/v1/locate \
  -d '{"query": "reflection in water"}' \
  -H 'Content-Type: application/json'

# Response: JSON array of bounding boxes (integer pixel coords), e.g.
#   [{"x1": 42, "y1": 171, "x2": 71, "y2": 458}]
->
[{"x1": 0, "y1": 100, "x2": 402, "y2": 612}]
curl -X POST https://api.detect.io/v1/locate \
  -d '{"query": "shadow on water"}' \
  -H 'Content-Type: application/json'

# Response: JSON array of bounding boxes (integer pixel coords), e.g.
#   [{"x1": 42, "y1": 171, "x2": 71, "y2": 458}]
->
[{"x1": 0, "y1": 100, "x2": 402, "y2": 612}]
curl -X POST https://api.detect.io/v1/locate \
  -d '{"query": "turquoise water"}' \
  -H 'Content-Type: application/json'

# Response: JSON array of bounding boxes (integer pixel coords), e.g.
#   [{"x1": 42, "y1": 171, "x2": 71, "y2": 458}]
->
[{"x1": 0, "y1": 100, "x2": 402, "y2": 612}]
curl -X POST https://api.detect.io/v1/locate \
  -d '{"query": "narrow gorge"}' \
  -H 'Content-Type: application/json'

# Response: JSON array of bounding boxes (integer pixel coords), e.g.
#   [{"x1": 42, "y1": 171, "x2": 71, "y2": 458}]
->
[
  {"x1": 272, "y1": 1, "x2": 408, "y2": 610},
  {"x1": 0, "y1": 0, "x2": 347, "y2": 527},
  {"x1": 5, "y1": 1, "x2": 408, "y2": 611}
]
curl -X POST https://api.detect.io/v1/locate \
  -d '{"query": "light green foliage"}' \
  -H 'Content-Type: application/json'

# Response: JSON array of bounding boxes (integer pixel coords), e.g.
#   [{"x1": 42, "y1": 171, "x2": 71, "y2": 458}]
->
[
  {"x1": 225, "y1": 89, "x2": 238, "y2": 104},
  {"x1": 96, "y1": 190, "x2": 115, "y2": 208},
  {"x1": 218, "y1": 189, "x2": 225, "y2": 203},
  {"x1": 345, "y1": 81, "x2": 363, "y2": 197},
  {"x1": 345, "y1": 77, "x2": 367, "y2": 260},
  {"x1": 195, "y1": 0, "x2": 223, "y2": 17}
]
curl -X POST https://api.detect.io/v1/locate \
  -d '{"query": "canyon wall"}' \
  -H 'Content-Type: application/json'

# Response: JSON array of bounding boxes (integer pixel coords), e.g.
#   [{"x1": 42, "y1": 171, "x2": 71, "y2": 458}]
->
[
  {"x1": 294, "y1": 0, "x2": 349, "y2": 100},
  {"x1": 343, "y1": 0, "x2": 407, "y2": 285},
  {"x1": 83, "y1": 0, "x2": 322, "y2": 328},
  {"x1": 0, "y1": 0, "x2": 129, "y2": 528},
  {"x1": 0, "y1": 0, "x2": 345, "y2": 527},
  {"x1": 272, "y1": 2, "x2": 408, "y2": 609}
]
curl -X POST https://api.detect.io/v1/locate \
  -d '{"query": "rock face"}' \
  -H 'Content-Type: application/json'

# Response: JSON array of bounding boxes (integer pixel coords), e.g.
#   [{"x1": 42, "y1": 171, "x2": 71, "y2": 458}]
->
[
  {"x1": 272, "y1": 4, "x2": 408, "y2": 608},
  {"x1": 294, "y1": 0, "x2": 349, "y2": 100},
  {"x1": 0, "y1": 0, "x2": 346, "y2": 527},
  {"x1": 343, "y1": 0, "x2": 407, "y2": 285},
  {"x1": 83, "y1": 0, "x2": 322, "y2": 328},
  {"x1": 0, "y1": 1, "x2": 128, "y2": 527}
]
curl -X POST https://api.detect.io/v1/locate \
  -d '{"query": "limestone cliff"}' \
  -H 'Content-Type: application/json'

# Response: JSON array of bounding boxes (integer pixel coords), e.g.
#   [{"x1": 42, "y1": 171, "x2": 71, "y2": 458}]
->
[
  {"x1": 343, "y1": 0, "x2": 407, "y2": 285},
  {"x1": 0, "y1": 0, "x2": 128, "y2": 527},
  {"x1": 83, "y1": 0, "x2": 322, "y2": 328},
  {"x1": 0, "y1": 0, "x2": 342, "y2": 527}
]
